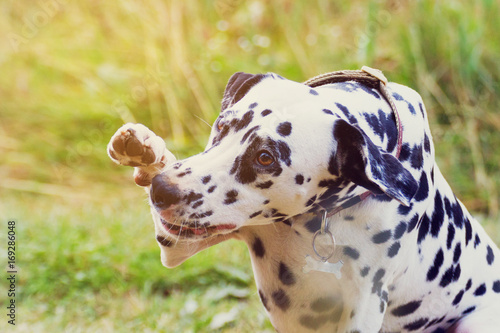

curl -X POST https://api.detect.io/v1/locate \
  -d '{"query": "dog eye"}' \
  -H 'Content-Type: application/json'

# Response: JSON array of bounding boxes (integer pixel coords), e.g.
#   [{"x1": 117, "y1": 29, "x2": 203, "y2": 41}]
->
[
  {"x1": 256, "y1": 151, "x2": 275, "y2": 166},
  {"x1": 215, "y1": 117, "x2": 224, "y2": 131}
]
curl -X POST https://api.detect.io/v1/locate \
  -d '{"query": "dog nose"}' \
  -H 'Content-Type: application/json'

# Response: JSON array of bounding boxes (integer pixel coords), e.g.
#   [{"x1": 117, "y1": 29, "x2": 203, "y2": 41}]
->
[{"x1": 150, "y1": 174, "x2": 182, "y2": 209}]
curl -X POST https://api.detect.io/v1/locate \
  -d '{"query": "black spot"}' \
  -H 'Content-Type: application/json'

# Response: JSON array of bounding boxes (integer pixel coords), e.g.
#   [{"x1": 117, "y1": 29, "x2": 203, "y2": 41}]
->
[
  {"x1": 207, "y1": 185, "x2": 217, "y2": 193},
  {"x1": 295, "y1": 174, "x2": 304, "y2": 185},
  {"x1": 414, "y1": 173, "x2": 429, "y2": 202},
  {"x1": 424, "y1": 133, "x2": 431, "y2": 153},
  {"x1": 249, "y1": 102, "x2": 258, "y2": 109},
  {"x1": 318, "y1": 178, "x2": 343, "y2": 188},
  {"x1": 399, "y1": 143, "x2": 411, "y2": 161},
  {"x1": 430, "y1": 191, "x2": 445, "y2": 238},
  {"x1": 177, "y1": 168, "x2": 192, "y2": 177},
  {"x1": 462, "y1": 306, "x2": 476, "y2": 315},
  {"x1": 259, "y1": 290, "x2": 270, "y2": 311},
  {"x1": 380, "y1": 300, "x2": 386, "y2": 313},
  {"x1": 373, "y1": 268, "x2": 385, "y2": 282},
  {"x1": 474, "y1": 283, "x2": 486, "y2": 296},
  {"x1": 224, "y1": 190, "x2": 238, "y2": 205},
  {"x1": 277, "y1": 140, "x2": 292, "y2": 166},
  {"x1": 446, "y1": 224, "x2": 455, "y2": 250},
  {"x1": 474, "y1": 234, "x2": 481, "y2": 248},
  {"x1": 418, "y1": 214, "x2": 430, "y2": 244},
  {"x1": 249, "y1": 210, "x2": 262, "y2": 218},
  {"x1": 233, "y1": 110, "x2": 254, "y2": 132},
  {"x1": 466, "y1": 279, "x2": 472, "y2": 290},
  {"x1": 398, "y1": 203, "x2": 413, "y2": 215},
  {"x1": 241, "y1": 125, "x2": 260, "y2": 144},
  {"x1": 439, "y1": 265, "x2": 456, "y2": 288},
  {"x1": 360, "y1": 266, "x2": 370, "y2": 277},
  {"x1": 394, "y1": 222, "x2": 407, "y2": 240},
  {"x1": 404, "y1": 318, "x2": 429, "y2": 331},
  {"x1": 453, "y1": 243, "x2": 461, "y2": 263},
  {"x1": 299, "y1": 314, "x2": 329, "y2": 330},
  {"x1": 363, "y1": 112, "x2": 384, "y2": 141},
  {"x1": 185, "y1": 191, "x2": 203, "y2": 204},
  {"x1": 410, "y1": 144, "x2": 424, "y2": 169},
  {"x1": 393, "y1": 92, "x2": 404, "y2": 100},
  {"x1": 261, "y1": 109, "x2": 272, "y2": 117},
  {"x1": 453, "y1": 264, "x2": 461, "y2": 282},
  {"x1": 381, "y1": 290, "x2": 388, "y2": 302},
  {"x1": 492, "y1": 280, "x2": 500, "y2": 293},
  {"x1": 311, "y1": 296, "x2": 337, "y2": 312},
  {"x1": 156, "y1": 235, "x2": 173, "y2": 247},
  {"x1": 323, "y1": 108, "x2": 333, "y2": 115},
  {"x1": 201, "y1": 175, "x2": 211, "y2": 184},
  {"x1": 452, "y1": 290, "x2": 464, "y2": 305},
  {"x1": 372, "y1": 269, "x2": 386, "y2": 294},
  {"x1": 391, "y1": 300, "x2": 422, "y2": 317},
  {"x1": 278, "y1": 262, "x2": 296, "y2": 286},
  {"x1": 277, "y1": 122, "x2": 292, "y2": 136},
  {"x1": 464, "y1": 218, "x2": 472, "y2": 245},
  {"x1": 388, "y1": 242, "x2": 401, "y2": 258},
  {"x1": 192, "y1": 200, "x2": 203, "y2": 209},
  {"x1": 407, "y1": 214, "x2": 419, "y2": 232},
  {"x1": 343, "y1": 246, "x2": 360, "y2": 260},
  {"x1": 189, "y1": 210, "x2": 213, "y2": 219},
  {"x1": 444, "y1": 197, "x2": 452, "y2": 217},
  {"x1": 256, "y1": 181, "x2": 273, "y2": 189},
  {"x1": 230, "y1": 142, "x2": 259, "y2": 184},
  {"x1": 252, "y1": 237, "x2": 265, "y2": 258},
  {"x1": 452, "y1": 201, "x2": 465, "y2": 229},
  {"x1": 486, "y1": 245, "x2": 495, "y2": 265},
  {"x1": 372, "y1": 230, "x2": 392, "y2": 244},
  {"x1": 427, "y1": 248, "x2": 444, "y2": 282},
  {"x1": 309, "y1": 89, "x2": 319, "y2": 95},
  {"x1": 272, "y1": 289, "x2": 291, "y2": 311},
  {"x1": 335, "y1": 102, "x2": 357, "y2": 124},
  {"x1": 344, "y1": 215, "x2": 355, "y2": 221},
  {"x1": 360, "y1": 84, "x2": 382, "y2": 99},
  {"x1": 263, "y1": 199, "x2": 270, "y2": 205}
]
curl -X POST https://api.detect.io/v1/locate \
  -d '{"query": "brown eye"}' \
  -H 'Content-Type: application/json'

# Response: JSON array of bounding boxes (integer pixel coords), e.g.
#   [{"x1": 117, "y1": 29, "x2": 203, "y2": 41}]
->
[
  {"x1": 216, "y1": 118, "x2": 224, "y2": 131},
  {"x1": 256, "y1": 151, "x2": 274, "y2": 166}
]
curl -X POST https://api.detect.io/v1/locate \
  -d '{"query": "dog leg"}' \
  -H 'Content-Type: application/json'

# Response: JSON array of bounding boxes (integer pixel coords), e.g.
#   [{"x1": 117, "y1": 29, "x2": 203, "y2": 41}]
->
[{"x1": 107, "y1": 123, "x2": 176, "y2": 187}]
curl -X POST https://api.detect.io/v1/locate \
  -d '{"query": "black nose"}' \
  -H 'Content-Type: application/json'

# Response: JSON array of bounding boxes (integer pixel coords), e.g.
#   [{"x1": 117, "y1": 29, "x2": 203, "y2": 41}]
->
[{"x1": 150, "y1": 175, "x2": 182, "y2": 209}]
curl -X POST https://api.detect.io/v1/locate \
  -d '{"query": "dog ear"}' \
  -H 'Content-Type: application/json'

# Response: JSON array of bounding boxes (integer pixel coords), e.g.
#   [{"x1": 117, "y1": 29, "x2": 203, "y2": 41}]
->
[
  {"x1": 221, "y1": 72, "x2": 266, "y2": 111},
  {"x1": 332, "y1": 119, "x2": 418, "y2": 206}
]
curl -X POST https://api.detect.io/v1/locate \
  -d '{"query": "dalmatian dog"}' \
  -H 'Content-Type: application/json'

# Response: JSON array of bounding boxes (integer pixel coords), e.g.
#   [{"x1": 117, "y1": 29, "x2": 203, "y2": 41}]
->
[{"x1": 107, "y1": 71, "x2": 500, "y2": 333}]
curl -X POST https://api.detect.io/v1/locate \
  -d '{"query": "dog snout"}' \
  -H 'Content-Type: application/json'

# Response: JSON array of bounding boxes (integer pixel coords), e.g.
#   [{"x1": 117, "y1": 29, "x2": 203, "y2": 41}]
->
[{"x1": 150, "y1": 174, "x2": 182, "y2": 209}]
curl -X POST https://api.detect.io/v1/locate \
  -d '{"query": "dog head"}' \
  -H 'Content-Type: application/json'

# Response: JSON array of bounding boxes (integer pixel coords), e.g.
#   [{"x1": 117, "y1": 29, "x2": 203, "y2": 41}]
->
[{"x1": 150, "y1": 72, "x2": 418, "y2": 266}]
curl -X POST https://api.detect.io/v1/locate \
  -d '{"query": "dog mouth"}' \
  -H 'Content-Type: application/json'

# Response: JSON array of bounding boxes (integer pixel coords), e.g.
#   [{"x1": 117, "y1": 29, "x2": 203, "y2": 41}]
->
[{"x1": 160, "y1": 218, "x2": 236, "y2": 237}]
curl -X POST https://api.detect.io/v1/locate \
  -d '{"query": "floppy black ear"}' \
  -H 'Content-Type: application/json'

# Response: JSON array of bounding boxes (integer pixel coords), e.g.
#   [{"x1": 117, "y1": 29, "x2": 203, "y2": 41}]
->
[
  {"x1": 332, "y1": 119, "x2": 418, "y2": 206},
  {"x1": 221, "y1": 72, "x2": 266, "y2": 111}
]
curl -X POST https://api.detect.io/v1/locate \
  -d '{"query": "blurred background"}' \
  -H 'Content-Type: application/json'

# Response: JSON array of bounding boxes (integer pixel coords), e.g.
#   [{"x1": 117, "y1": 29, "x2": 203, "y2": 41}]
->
[{"x1": 1, "y1": 0, "x2": 499, "y2": 332}]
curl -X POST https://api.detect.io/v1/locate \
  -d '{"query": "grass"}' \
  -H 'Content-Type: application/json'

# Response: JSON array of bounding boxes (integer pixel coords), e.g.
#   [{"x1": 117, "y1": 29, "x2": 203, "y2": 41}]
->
[{"x1": 1, "y1": 0, "x2": 499, "y2": 331}]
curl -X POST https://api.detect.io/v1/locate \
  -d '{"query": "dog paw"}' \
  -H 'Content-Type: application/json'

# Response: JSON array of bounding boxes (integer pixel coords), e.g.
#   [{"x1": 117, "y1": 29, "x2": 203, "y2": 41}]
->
[{"x1": 107, "y1": 123, "x2": 173, "y2": 168}]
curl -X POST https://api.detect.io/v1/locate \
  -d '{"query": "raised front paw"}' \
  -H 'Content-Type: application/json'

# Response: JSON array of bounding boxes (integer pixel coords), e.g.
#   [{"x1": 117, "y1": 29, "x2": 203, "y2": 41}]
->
[
  {"x1": 107, "y1": 123, "x2": 168, "y2": 167},
  {"x1": 108, "y1": 123, "x2": 176, "y2": 186}
]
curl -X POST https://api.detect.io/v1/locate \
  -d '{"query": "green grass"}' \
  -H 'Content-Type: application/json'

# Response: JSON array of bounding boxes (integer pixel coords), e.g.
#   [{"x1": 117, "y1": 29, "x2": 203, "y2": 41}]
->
[
  {"x1": 1, "y1": 0, "x2": 499, "y2": 331},
  {"x1": 0, "y1": 193, "x2": 274, "y2": 332}
]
